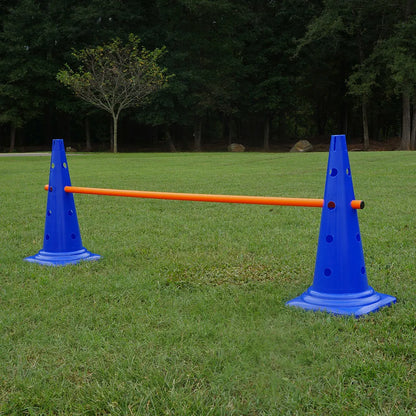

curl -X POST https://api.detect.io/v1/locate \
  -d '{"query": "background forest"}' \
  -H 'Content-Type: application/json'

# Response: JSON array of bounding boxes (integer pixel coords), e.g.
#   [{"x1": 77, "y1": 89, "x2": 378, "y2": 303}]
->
[{"x1": 0, "y1": 0, "x2": 415, "y2": 152}]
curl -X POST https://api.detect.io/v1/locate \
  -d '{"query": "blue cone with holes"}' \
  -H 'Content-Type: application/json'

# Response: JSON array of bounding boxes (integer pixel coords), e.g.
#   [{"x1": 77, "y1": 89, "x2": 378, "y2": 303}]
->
[
  {"x1": 25, "y1": 139, "x2": 100, "y2": 266},
  {"x1": 286, "y1": 134, "x2": 395, "y2": 316}
]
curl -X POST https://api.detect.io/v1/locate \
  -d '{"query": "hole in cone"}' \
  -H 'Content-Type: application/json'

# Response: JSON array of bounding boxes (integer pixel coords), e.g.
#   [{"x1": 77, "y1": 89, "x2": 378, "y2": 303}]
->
[{"x1": 327, "y1": 201, "x2": 336, "y2": 210}]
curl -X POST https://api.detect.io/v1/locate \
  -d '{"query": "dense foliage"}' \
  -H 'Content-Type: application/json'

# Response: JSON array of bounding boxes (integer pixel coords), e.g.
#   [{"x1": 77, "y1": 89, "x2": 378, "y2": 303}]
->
[{"x1": 0, "y1": 0, "x2": 415, "y2": 151}]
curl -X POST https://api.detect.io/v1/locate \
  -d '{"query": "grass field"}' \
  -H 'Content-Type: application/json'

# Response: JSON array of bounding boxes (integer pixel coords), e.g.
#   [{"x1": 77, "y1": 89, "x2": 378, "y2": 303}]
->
[{"x1": 1, "y1": 148, "x2": 416, "y2": 415}]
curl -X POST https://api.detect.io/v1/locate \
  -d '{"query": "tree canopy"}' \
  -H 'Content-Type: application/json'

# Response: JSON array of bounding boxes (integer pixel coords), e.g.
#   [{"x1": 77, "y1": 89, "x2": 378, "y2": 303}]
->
[{"x1": 0, "y1": 0, "x2": 415, "y2": 152}]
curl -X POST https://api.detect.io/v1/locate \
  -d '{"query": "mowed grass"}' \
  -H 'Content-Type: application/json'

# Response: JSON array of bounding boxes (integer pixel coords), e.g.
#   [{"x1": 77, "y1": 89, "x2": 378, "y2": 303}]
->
[{"x1": 0, "y1": 149, "x2": 415, "y2": 415}]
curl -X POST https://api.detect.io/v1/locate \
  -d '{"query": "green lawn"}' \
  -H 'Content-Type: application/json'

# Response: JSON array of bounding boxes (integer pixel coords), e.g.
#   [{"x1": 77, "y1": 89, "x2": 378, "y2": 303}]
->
[{"x1": 1, "y1": 149, "x2": 415, "y2": 415}]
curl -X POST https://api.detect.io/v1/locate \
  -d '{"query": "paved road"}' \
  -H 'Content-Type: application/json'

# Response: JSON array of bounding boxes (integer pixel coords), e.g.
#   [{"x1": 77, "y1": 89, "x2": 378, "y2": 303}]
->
[{"x1": 0, "y1": 152, "x2": 51, "y2": 157}]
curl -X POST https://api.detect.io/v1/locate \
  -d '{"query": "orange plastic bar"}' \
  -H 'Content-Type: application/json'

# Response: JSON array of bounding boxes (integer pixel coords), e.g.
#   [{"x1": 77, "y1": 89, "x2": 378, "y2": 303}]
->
[
  {"x1": 351, "y1": 200, "x2": 365, "y2": 209},
  {"x1": 44, "y1": 185, "x2": 364, "y2": 209}
]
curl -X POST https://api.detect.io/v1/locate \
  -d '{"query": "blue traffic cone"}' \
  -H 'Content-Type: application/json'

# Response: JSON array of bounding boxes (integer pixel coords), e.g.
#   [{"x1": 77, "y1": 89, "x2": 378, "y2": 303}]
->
[
  {"x1": 25, "y1": 139, "x2": 100, "y2": 266},
  {"x1": 286, "y1": 134, "x2": 396, "y2": 316}
]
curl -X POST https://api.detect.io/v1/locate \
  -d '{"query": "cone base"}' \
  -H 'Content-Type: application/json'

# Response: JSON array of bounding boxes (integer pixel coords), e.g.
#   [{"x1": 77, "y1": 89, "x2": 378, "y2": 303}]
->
[
  {"x1": 286, "y1": 286, "x2": 396, "y2": 317},
  {"x1": 24, "y1": 248, "x2": 101, "y2": 266}
]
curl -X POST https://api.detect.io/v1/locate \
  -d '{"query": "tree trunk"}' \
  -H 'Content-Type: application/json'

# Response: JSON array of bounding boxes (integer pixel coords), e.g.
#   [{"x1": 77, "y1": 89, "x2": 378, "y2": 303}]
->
[
  {"x1": 401, "y1": 91, "x2": 411, "y2": 150},
  {"x1": 109, "y1": 119, "x2": 114, "y2": 152},
  {"x1": 113, "y1": 116, "x2": 118, "y2": 153},
  {"x1": 410, "y1": 105, "x2": 416, "y2": 150},
  {"x1": 362, "y1": 98, "x2": 369, "y2": 150},
  {"x1": 9, "y1": 125, "x2": 16, "y2": 153},
  {"x1": 228, "y1": 117, "x2": 238, "y2": 144},
  {"x1": 402, "y1": 3, "x2": 414, "y2": 148},
  {"x1": 62, "y1": 113, "x2": 71, "y2": 145},
  {"x1": 263, "y1": 116, "x2": 271, "y2": 151},
  {"x1": 110, "y1": 113, "x2": 119, "y2": 153},
  {"x1": 45, "y1": 105, "x2": 53, "y2": 143},
  {"x1": 194, "y1": 118, "x2": 202, "y2": 151},
  {"x1": 165, "y1": 127, "x2": 176, "y2": 152},
  {"x1": 343, "y1": 107, "x2": 348, "y2": 135},
  {"x1": 403, "y1": 1, "x2": 414, "y2": 150},
  {"x1": 85, "y1": 117, "x2": 92, "y2": 151},
  {"x1": 357, "y1": 36, "x2": 370, "y2": 151}
]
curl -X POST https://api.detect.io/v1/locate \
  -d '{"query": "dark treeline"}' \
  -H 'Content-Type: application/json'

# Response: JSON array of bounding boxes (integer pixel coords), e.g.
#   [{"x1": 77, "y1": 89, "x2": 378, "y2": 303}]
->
[{"x1": 0, "y1": 0, "x2": 415, "y2": 152}]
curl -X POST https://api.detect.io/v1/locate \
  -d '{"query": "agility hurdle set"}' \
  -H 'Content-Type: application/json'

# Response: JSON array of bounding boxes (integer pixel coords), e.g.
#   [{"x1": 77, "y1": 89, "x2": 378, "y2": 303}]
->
[{"x1": 25, "y1": 134, "x2": 396, "y2": 317}]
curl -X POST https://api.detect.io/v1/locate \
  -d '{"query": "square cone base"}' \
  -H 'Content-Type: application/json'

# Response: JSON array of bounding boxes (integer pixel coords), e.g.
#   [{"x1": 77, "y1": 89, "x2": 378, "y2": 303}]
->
[
  {"x1": 25, "y1": 248, "x2": 101, "y2": 266},
  {"x1": 286, "y1": 287, "x2": 396, "y2": 317}
]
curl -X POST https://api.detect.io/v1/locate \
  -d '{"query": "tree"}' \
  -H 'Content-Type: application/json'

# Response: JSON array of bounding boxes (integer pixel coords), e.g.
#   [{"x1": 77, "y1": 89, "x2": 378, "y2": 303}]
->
[
  {"x1": 296, "y1": 0, "x2": 399, "y2": 149},
  {"x1": 379, "y1": 16, "x2": 416, "y2": 149},
  {"x1": 242, "y1": 0, "x2": 316, "y2": 150},
  {"x1": 57, "y1": 34, "x2": 169, "y2": 152},
  {"x1": 153, "y1": 0, "x2": 246, "y2": 151},
  {"x1": 0, "y1": 0, "x2": 54, "y2": 151},
  {"x1": 346, "y1": 61, "x2": 378, "y2": 150}
]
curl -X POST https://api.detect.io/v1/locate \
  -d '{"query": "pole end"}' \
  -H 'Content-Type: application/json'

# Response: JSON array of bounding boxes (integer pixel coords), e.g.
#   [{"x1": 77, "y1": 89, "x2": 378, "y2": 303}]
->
[{"x1": 351, "y1": 200, "x2": 365, "y2": 209}]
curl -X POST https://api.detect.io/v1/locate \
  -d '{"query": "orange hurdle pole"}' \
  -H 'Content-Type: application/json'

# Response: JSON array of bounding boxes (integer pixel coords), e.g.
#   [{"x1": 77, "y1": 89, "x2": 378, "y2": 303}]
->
[{"x1": 44, "y1": 185, "x2": 364, "y2": 209}]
